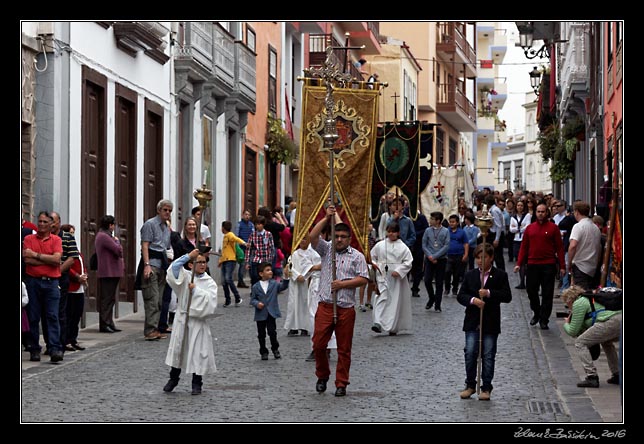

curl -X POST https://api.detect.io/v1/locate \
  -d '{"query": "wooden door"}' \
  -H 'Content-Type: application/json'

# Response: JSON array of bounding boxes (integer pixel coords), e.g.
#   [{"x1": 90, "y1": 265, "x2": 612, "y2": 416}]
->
[
  {"x1": 81, "y1": 67, "x2": 107, "y2": 312},
  {"x1": 244, "y1": 147, "x2": 256, "y2": 214},
  {"x1": 115, "y1": 85, "x2": 137, "y2": 303},
  {"x1": 144, "y1": 99, "x2": 164, "y2": 219}
]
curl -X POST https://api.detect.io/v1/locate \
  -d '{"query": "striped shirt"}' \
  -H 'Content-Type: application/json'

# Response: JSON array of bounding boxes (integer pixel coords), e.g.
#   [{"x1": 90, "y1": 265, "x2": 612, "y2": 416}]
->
[{"x1": 314, "y1": 238, "x2": 369, "y2": 308}]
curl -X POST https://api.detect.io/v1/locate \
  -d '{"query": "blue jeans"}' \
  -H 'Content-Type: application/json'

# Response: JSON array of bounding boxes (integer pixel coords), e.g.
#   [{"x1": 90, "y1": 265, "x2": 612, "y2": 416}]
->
[
  {"x1": 464, "y1": 330, "x2": 498, "y2": 392},
  {"x1": 26, "y1": 277, "x2": 62, "y2": 353},
  {"x1": 221, "y1": 260, "x2": 240, "y2": 304}
]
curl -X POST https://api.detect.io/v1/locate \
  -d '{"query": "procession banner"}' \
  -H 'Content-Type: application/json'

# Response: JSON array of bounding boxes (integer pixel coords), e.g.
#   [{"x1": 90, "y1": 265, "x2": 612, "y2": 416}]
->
[
  {"x1": 293, "y1": 84, "x2": 379, "y2": 256},
  {"x1": 371, "y1": 122, "x2": 434, "y2": 221}
]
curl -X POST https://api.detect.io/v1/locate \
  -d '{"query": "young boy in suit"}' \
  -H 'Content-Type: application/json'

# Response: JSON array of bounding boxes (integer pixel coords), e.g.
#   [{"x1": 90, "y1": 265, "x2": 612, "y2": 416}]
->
[
  {"x1": 456, "y1": 243, "x2": 512, "y2": 401},
  {"x1": 250, "y1": 262, "x2": 289, "y2": 360}
]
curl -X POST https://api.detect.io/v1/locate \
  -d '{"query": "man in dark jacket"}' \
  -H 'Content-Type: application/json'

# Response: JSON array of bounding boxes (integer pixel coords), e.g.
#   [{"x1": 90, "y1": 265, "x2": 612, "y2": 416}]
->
[{"x1": 457, "y1": 243, "x2": 512, "y2": 401}]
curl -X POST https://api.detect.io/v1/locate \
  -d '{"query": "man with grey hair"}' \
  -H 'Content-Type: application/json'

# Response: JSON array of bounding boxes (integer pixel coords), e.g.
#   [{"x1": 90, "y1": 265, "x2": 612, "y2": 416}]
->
[{"x1": 136, "y1": 199, "x2": 174, "y2": 340}]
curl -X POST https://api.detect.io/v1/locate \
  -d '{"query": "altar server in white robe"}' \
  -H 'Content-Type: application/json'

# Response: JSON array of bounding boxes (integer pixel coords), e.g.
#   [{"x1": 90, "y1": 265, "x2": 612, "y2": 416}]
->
[
  {"x1": 284, "y1": 237, "x2": 319, "y2": 336},
  {"x1": 163, "y1": 249, "x2": 218, "y2": 395},
  {"x1": 370, "y1": 221, "x2": 414, "y2": 335}
]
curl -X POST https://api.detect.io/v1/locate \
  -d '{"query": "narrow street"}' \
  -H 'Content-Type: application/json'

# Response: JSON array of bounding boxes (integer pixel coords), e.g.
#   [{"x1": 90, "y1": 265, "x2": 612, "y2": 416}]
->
[{"x1": 21, "y1": 265, "x2": 623, "y2": 427}]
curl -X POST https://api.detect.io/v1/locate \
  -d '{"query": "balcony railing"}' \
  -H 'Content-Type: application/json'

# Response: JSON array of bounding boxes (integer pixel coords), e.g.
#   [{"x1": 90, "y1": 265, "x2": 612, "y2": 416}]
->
[
  {"x1": 438, "y1": 82, "x2": 477, "y2": 124},
  {"x1": 235, "y1": 40, "x2": 256, "y2": 106},
  {"x1": 437, "y1": 22, "x2": 476, "y2": 68},
  {"x1": 177, "y1": 21, "x2": 214, "y2": 71},
  {"x1": 213, "y1": 23, "x2": 235, "y2": 89},
  {"x1": 560, "y1": 23, "x2": 588, "y2": 92},
  {"x1": 308, "y1": 34, "x2": 364, "y2": 79}
]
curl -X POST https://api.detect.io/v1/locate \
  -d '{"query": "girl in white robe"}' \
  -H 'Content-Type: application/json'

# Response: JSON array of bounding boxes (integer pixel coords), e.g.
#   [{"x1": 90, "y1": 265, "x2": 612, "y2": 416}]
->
[
  {"x1": 164, "y1": 249, "x2": 218, "y2": 394},
  {"x1": 284, "y1": 238, "x2": 319, "y2": 335},
  {"x1": 370, "y1": 221, "x2": 414, "y2": 335}
]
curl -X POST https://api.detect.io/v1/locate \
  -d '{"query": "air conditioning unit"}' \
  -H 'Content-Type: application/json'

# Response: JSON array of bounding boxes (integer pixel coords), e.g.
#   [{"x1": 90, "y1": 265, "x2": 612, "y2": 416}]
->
[{"x1": 38, "y1": 22, "x2": 54, "y2": 36}]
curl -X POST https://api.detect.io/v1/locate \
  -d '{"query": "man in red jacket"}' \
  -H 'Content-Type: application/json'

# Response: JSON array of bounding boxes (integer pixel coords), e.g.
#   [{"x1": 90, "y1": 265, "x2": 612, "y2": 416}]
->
[{"x1": 514, "y1": 203, "x2": 566, "y2": 330}]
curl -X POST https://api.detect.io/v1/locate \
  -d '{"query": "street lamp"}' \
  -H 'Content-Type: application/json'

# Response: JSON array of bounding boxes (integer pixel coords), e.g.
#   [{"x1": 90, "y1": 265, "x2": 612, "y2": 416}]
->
[
  {"x1": 516, "y1": 21, "x2": 534, "y2": 48},
  {"x1": 516, "y1": 21, "x2": 551, "y2": 60},
  {"x1": 529, "y1": 66, "x2": 541, "y2": 96}
]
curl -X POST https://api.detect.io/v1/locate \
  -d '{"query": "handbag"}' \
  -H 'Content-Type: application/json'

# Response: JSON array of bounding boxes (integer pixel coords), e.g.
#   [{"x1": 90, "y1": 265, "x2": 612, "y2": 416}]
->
[{"x1": 235, "y1": 243, "x2": 245, "y2": 263}]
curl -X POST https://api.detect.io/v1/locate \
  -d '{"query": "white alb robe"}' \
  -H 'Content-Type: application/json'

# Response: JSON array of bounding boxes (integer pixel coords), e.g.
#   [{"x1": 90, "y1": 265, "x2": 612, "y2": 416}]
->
[
  {"x1": 165, "y1": 267, "x2": 218, "y2": 375},
  {"x1": 284, "y1": 246, "x2": 319, "y2": 332},
  {"x1": 371, "y1": 238, "x2": 413, "y2": 334}
]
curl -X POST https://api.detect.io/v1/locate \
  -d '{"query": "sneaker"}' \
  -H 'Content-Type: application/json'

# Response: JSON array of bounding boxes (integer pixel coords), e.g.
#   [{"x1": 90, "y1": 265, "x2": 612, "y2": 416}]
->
[
  {"x1": 371, "y1": 323, "x2": 382, "y2": 333},
  {"x1": 145, "y1": 331, "x2": 161, "y2": 340},
  {"x1": 358, "y1": 305, "x2": 366, "y2": 312},
  {"x1": 425, "y1": 302, "x2": 433, "y2": 310},
  {"x1": 435, "y1": 307, "x2": 442, "y2": 313},
  {"x1": 478, "y1": 391, "x2": 491, "y2": 401},
  {"x1": 607, "y1": 373, "x2": 620, "y2": 385},
  {"x1": 273, "y1": 350, "x2": 281, "y2": 359},
  {"x1": 365, "y1": 303, "x2": 373, "y2": 310},
  {"x1": 287, "y1": 329, "x2": 299, "y2": 337},
  {"x1": 305, "y1": 351, "x2": 315, "y2": 362},
  {"x1": 235, "y1": 298, "x2": 243, "y2": 307},
  {"x1": 577, "y1": 375, "x2": 599, "y2": 388},
  {"x1": 223, "y1": 302, "x2": 231, "y2": 308},
  {"x1": 299, "y1": 329, "x2": 310, "y2": 336},
  {"x1": 460, "y1": 387, "x2": 476, "y2": 399},
  {"x1": 261, "y1": 353, "x2": 269, "y2": 361}
]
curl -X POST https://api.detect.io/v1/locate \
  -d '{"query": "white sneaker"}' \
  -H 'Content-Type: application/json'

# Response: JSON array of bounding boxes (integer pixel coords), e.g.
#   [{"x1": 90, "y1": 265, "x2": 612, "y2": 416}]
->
[
  {"x1": 358, "y1": 305, "x2": 365, "y2": 312},
  {"x1": 235, "y1": 298, "x2": 243, "y2": 307}
]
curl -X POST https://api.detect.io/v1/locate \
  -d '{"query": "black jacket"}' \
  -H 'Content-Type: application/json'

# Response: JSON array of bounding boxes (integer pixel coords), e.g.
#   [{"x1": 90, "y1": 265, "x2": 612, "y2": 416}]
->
[{"x1": 456, "y1": 266, "x2": 512, "y2": 334}]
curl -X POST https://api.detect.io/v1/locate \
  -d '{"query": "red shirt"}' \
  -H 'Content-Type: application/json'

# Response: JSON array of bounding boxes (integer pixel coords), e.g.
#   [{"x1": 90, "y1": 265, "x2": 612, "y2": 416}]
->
[
  {"x1": 516, "y1": 220, "x2": 565, "y2": 269},
  {"x1": 23, "y1": 233, "x2": 63, "y2": 278}
]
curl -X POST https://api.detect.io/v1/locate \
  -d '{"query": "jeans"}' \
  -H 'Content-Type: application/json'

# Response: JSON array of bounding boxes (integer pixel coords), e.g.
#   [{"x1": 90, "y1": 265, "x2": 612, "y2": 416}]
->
[
  {"x1": 221, "y1": 260, "x2": 240, "y2": 304},
  {"x1": 464, "y1": 330, "x2": 498, "y2": 392},
  {"x1": 26, "y1": 277, "x2": 62, "y2": 353}
]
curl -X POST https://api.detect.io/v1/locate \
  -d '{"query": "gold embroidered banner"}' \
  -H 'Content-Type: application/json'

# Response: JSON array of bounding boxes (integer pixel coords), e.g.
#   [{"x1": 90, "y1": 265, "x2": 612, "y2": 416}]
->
[{"x1": 293, "y1": 84, "x2": 379, "y2": 257}]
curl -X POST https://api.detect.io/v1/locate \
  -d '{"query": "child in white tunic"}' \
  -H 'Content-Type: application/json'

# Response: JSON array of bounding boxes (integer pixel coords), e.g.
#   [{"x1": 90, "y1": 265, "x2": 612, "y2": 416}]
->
[
  {"x1": 163, "y1": 249, "x2": 218, "y2": 395},
  {"x1": 370, "y1": 221, "x2": 414, "y2": 335}
]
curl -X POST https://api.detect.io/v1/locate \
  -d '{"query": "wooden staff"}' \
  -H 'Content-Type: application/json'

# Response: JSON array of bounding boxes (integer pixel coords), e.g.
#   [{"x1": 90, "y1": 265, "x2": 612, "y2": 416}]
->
[{"x1": 474, "y1": 205, "x2": 493, "y2": 395}]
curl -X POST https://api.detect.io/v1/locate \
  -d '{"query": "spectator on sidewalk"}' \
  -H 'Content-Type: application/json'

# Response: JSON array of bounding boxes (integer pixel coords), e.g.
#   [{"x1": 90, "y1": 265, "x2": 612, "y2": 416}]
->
[
  {"x1": 95, "y1": 215, "x2": 124, "y2": 333},
  {"x1": 561, "y1": 285, "x2": 621, "y2": 388},
  {"x1": 235, "y1": 210, "x2": 254, "y2": 287}
]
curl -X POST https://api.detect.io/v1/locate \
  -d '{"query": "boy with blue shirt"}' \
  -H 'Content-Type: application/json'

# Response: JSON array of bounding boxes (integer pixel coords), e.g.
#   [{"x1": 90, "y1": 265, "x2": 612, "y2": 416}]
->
[
  {"x1": 422, "y1": 212, "x2": 450, "y2": 312},
  {"x1": 444, "y1": 214, "x2": 470, "y2": 296}
]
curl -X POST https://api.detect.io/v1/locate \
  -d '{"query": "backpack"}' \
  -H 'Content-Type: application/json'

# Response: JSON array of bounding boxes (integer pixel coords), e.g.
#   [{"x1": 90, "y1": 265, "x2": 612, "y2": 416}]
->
[{"x1": 582, "y1": 287, "x2": 622, "y2": 324}]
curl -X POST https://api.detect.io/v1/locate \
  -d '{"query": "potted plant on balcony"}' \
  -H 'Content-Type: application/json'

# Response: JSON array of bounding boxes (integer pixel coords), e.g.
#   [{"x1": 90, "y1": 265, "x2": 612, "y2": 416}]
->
[
  {"x1": 266, "y1": 114, "x2": 297, "y2": 165},
  {"x1": 537, "y1": 123, "x2": 576, "y2": 182},
  {"x1": 561, "y1": 115, "x2": 585, "y2": 141}
]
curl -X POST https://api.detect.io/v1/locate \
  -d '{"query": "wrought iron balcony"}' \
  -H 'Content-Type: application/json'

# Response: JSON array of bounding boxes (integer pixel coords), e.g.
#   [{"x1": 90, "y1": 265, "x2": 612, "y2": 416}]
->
[{"x1": 308, "y1": 34, "x2": 364, "y2": 80}]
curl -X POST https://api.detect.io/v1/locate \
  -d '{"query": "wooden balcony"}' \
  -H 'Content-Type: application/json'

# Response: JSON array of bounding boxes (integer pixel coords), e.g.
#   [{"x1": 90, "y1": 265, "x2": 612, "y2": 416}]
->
[
  {"x1": 234, "y1": 40, "x2": 256, "y2": 113},
  {"x1": 308, "y1": 34, "x2": 364, "y2": 80},
  {"x1": 436, "y1": 82, "x2": 477, "y2": 132},
  {"x1": 436, "y1": 22, "x2": 476, "y2": 78},
  {"x1": 112, "y1": 21, "x2": 169, "y2": 64}
]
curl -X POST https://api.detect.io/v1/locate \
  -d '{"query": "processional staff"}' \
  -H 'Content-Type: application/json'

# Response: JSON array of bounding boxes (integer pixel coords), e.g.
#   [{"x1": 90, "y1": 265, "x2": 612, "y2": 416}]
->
[
  {"x1": 306, "y1": 44, "x2": 362, "y2": 323},
  {"x1": 474, "y1": 204, "x2": 493, "y2": 395}
]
